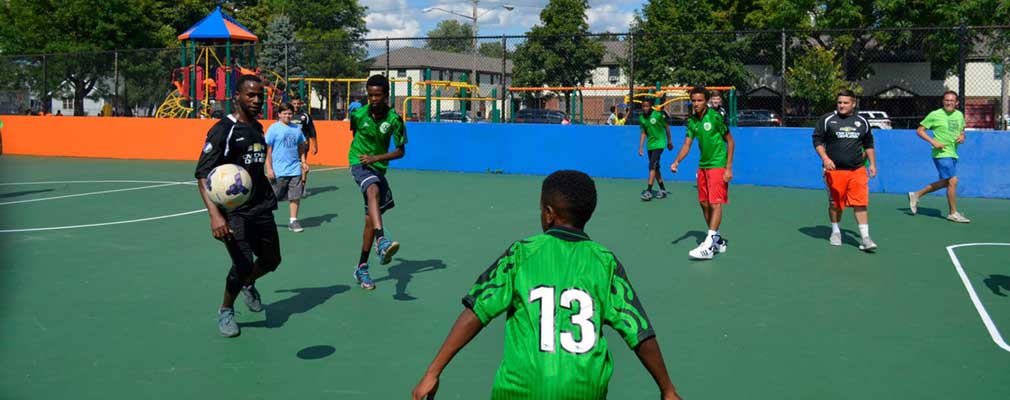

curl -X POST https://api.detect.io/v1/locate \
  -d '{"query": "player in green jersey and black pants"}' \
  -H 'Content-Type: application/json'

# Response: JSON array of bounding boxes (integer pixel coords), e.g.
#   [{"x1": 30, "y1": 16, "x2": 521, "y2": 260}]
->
[
  {"x1": 638, "y1": 97, "x2": 674, "y2": 201},
  {"x1": 348, "y1": 75, "x2": 407, "y2": 290},
  {"x1": 412, "y1": 170, "x2": 681, "y2": 400}
]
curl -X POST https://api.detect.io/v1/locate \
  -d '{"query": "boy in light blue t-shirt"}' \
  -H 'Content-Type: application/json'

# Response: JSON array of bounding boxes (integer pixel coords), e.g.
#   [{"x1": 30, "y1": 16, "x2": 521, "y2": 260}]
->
[{"x1": 266, "y1": 103, "x2": 308, "y2": 232}]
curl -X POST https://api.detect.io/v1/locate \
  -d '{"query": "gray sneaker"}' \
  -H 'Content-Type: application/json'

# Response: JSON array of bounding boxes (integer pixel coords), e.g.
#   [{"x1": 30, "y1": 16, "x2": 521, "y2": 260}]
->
[
  {"x1": 829, "y1": 231, "x2": 842, "y2": 246},
  {"x1": 907, "y1": 192, "x2": 918, "y2": 215},
  {"x1": 640, "y1": 190, "x2": 654, "y2": 201},
  {"x1": 288, "y1": 220, "x2": 304, "y2": 233},
  {"x1": 241, "y1": 285, "x2": 263, "y2": 312},
  {"x1": 859, "y1": 237, "x2": 878, "y2": 252},
  {"x1": 655, "y1": 190, "x2": 668, "y2": 199},
  {"x1": 217, "y1": 308, "x2": 240, "y2": 337},
  {"x1": 947, "y1": 212, "x2": 971, "y2": 223}
]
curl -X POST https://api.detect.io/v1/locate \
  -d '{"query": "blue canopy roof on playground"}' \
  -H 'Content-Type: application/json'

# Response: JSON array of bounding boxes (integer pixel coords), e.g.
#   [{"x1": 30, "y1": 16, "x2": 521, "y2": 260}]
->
[{"x1": 177, "y1": 6, "x2": 258, "y2": 42}]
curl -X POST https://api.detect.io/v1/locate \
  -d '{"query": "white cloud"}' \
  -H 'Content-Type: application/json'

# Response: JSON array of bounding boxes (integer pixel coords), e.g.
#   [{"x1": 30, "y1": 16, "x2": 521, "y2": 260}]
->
[
  {"x1": 586, "y1": 4, "x2": 634, "y2": 33},
  {"x1": 366, "y1": 13, "x2": 422, "y2": 38}
]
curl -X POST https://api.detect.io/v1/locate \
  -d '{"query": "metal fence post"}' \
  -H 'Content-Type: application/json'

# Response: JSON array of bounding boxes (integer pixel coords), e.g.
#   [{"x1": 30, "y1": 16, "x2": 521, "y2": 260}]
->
[
  {"x1": 113, "y1": 50, "x2": 119, "y2": 116},
  {"x1": 42, "y1": 54, "x2": 48, "y2": 114},
  {"x1": 386, "y1": 38, "x2": 391, "y2": 78},
  {"x1": 781, "y1": 29, "x2": 787, "y2": 122},
  {"x1": 628, "y1": 33, "x2": 635, "y2": 112},
  {"x1": 958, "y1": 23, "x2": 967, "y2": 113},
  {"x1": 501, "y1": 34, "x2": 507, "y2": 123}
]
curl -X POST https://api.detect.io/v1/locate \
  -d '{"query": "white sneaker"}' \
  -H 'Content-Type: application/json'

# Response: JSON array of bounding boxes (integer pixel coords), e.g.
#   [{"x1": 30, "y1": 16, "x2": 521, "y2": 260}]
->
[
  {"x1": 715, "y1": 238, "x2": 728, "y2": 253},
  {"x1": 947, "y1": 212, "x2": 970, "y2": 223},
  {"x1": 859, "y1": 237, "x2": 878, "y2": 252},
  {"x1": 688, "y1": 242, "x2": 716, "y2": 260},
  {"x1": 908, "y1": 192, "x2": 918, "y2": 215},
  {"x1": 829, "y1": 231, "x2": 842, "y2": 246}
]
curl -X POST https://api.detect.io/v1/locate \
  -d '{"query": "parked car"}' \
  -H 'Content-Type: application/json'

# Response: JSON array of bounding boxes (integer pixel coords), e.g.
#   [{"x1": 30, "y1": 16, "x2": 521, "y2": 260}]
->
[
  {"x1": 513, "y1": 108, "x2": 566, "y2": 124},
  {"x1": 857, "y1": 110, "x2": 893, "y2": 129},
  {"x1": 736, "y1": 109, "x2": 783, "y2": 127},
  {"x1": 434, "y1": 110, "x2": 477, "y2": 123}
]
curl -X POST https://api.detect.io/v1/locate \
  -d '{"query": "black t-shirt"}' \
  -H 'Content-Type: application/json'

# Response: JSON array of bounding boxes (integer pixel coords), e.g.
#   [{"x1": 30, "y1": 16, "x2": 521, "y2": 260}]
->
[
  {"x1": 291, "y1": 111, "x2": 316, "y2": 140},
  {"x1": 812, "y1": 111, "x2": 874, "y2": 170},
  {"x1": 194, "y1": 115, "x2": 277, "y2": 216}
]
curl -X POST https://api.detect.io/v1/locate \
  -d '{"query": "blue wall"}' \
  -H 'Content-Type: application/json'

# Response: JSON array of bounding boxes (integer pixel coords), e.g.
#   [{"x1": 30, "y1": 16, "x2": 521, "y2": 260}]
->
[{"x1": 396, "y1": 123, "x2": 1010, "y2": 199}]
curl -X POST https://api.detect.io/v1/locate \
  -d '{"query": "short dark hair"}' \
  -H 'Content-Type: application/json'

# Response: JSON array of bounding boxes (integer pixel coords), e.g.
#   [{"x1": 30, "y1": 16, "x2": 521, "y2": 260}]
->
[
  {"x1": 541, "y1": 170, "x2": 597, "y2": 229},
  {"x1": 290, "y1": 93, "x2": 303, "y2": 101},
  {"x1": 277, "y1": 102, "x2": 294, "y2": 113},
  {"x1": 610, "y1": 105, "x2": 616, "y2": 112},
  {"x1": 837, "y1": 89, "x2": 856, "y2": 99},
  {"x1": 366, "y1": 74, "x2": 389, "y2": 93},
  {"x1": 942, "y1": 90, "x2": 959, "y2": 99},
  {"x1": 641, "y1": 97, "x2": 654, "y2": 105},
  {"x1": 689, "y1": 86, "x2": 709, "y2": 99},
  {"x1": 235, "y1": 74, "x2": 262, "y2": 93}
]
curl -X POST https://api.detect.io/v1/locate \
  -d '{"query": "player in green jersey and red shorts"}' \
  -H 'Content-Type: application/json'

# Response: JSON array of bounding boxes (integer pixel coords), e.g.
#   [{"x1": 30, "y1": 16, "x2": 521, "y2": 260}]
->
[
  {"x1": 670, "y1": 86, "x2": 735, "y2": 260},
  {"x1": 412, "y1": 170, "x2": 681, "y2": 400},
  {"x1": 347, "y1": 75, "x2": 407, "y2": 290}
]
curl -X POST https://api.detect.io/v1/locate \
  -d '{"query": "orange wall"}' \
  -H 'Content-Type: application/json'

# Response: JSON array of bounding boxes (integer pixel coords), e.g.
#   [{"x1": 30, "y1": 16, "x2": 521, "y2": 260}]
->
[{"x1": 1, "y1": 116, "x2": 352, "y2": 166}]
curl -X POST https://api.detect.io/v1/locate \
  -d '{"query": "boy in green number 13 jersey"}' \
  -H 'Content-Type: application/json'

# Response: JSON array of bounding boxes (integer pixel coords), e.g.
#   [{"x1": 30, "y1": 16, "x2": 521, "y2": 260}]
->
[{"x1": 412, "y1": 170, "x2": 681, "y2": 400}]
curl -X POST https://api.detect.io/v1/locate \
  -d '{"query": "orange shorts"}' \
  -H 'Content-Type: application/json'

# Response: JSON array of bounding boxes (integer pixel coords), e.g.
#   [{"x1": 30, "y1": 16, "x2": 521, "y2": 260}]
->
[
  {"x1": 697, "y1": 168, "x2": 729, "y2": 204},
  {"x1": 824, "y1": 167, "x2": 868, "y2": 208}
]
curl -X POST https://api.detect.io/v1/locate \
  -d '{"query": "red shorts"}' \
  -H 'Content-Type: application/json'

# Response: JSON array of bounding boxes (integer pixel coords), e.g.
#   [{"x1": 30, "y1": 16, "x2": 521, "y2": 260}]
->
[
  {"x1": 824, "y1": 167, "x2": 869, "y2": 208},
  {"x1": 696, "y1": 168, "x2": 729, "y2": 204}
]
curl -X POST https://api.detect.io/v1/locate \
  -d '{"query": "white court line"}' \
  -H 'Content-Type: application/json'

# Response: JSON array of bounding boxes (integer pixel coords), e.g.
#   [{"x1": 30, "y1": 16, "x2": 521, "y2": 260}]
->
[
  {"x1": 0, "y1": 182, "x2": 192, "y2": 206},
  {"x1": 0, "y1": 209, "x2": 207, "y2": 233},
  {"x1": 0, "y1": 180, "x2": 198, "y2": 186},
  {"x1": 946, "y1": 243, "x2": 1010, "y2": 353}
]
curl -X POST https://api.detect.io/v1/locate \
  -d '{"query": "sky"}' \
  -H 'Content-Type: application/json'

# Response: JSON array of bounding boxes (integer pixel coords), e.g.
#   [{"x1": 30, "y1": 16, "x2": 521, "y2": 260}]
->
[{"x1": 363, "y1": 0, "x2": 643, "y2": 39}]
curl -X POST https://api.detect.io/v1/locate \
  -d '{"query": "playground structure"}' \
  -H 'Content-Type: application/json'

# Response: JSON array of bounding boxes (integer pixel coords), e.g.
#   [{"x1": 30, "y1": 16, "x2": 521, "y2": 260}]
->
[
  {"x1": 506, "y1": 85, "x2": 737, "y2": 125},
  {"x1": 155, "y1": 7, "x2": 290, "y2": 119}
]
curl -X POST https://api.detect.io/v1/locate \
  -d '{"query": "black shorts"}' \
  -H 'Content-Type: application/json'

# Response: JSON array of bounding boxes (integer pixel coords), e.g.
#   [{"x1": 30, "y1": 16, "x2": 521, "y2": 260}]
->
[
  {"x1": 647, "y1": 149, "x2": 663, "y2": 171},
  {"x1": 222, "y1": 212, "x2": 281, "y2": 292},
  {"x1": 351, "y1": 164, "x2": 394, "y2": 214}
]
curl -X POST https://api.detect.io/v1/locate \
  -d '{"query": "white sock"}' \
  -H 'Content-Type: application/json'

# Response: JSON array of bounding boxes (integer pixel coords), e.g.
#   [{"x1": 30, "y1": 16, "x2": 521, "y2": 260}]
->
[
  {"x1": 831, "y1": 223, "x2": 840, "y2": 234},
  {"x1": 707, "y1": 230, "x2": 719, "y2": 242},
  {"x1": 290, "y1": 217, "x2": 297, "y2": 223},
  {"x1": 858, "y1": 224, "x2": 869, "y2": 239}
]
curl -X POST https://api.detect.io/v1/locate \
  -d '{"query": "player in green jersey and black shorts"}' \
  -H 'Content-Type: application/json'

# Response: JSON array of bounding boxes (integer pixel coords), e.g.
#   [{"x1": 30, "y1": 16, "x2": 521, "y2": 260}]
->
[
  {"x1": 348, "y1": 75, "x2": 407, "y2": 290},
  {"x1": 638, "y1": 97, "x2": 674, "y2": 201},
  {"x1": 671, "y1": 86, "x2": 735, "y2": 260},
  {"x1": 412, "y1": 170, "x2": 682, "y2": 400}
]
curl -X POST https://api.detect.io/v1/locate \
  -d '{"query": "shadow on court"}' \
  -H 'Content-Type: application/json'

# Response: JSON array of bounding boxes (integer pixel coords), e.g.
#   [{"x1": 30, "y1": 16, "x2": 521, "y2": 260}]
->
[
  {"x1": 374, "y1": 258, "x2": 448, "y2": 301},
  {"x1": 0, "y1": 188, "x2": 54, "y2": 199},
  {"x1": 984, "y1": 275, "x2": 1010, "y2": 297},
  {"x1": 798, "y1": 226, "x2": 862, "y2": 246},
  {"x1": 296, "y1": 345, "x2": 336, "y2": 360},
  {"x1": 304, "y1": 185, "x2": 338, "y2": 197},
  {"x1": 672, "y1": 230, "x2": 707, "y2": 245},
  {"x1": 299, "y1": 213, "x2": 338, "y2": 228},
  {"x1": 240, "y1": 284, "x2": 350, "y2": 329},
  {"x1": 896, "y1": 206, "x2": 945, "y2": 219}
]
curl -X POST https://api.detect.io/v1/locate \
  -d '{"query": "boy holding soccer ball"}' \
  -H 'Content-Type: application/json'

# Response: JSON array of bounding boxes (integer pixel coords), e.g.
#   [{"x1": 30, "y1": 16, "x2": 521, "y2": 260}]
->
[{"x1": 195, "y1": 75, "x2": 281, "y2": 338}]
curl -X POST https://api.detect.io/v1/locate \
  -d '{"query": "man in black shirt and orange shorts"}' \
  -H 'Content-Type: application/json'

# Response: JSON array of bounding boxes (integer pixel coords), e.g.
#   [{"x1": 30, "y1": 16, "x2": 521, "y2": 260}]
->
[{"x1": 812, "y1": 89, "x2": 878, "y2": 252}]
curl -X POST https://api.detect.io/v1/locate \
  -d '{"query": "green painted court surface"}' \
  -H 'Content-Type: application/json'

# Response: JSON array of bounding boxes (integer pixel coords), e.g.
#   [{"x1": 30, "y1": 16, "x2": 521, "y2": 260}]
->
[{"x1": 1, "y1": 155, "x2": 1008, "y2": 399}]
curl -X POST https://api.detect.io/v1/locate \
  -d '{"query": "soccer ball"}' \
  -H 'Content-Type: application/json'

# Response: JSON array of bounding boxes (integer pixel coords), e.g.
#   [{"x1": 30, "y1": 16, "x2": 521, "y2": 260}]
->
[{"x1": 206, "y1": 163, "x2": 252, "y2": 211}]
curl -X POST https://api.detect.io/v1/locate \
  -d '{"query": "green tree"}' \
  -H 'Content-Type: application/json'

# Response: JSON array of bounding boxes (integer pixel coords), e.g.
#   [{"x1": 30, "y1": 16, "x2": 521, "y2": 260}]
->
[
  {"x1": 786, "y1": 46, "x2": 862, "y2": 114},
  {"x1": 511, "y1": 0, "x2": 604, "y2": 105},
  {"x1": 629, "y1": 0, "x2": 751, "y2": 90},
  {"x1": 0, "y1": 0, "x2": 164, "y2": 115},
  {"x1": 478, "y1": 42, "x2": 507, "y2": 58},
  {"x1": 260, "y1": 14, "x2": 306, "y2": 81},
  {"x1": 426, "y1": 20, "x2": 475, "y2": 54}
]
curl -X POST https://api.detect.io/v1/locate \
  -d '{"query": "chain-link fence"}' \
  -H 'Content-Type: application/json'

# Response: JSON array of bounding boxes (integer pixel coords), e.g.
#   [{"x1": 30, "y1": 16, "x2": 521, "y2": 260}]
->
[{"x1": 3, "y1": 26, "x2": 1008, "y2": 130}]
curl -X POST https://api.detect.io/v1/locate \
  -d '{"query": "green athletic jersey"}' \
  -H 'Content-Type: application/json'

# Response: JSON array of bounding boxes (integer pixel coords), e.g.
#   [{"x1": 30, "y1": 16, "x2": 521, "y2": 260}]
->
[
  {"x1": 462, "y1": 227, "x2": 655, "y2": 400},
  {"x1": 347, "y1": 105, "x2": 407, "y2": 174},
  {"x1": 639, "y1": 110, "x2": 668, "y2": 150},
  {"x1": 686, "y1": 108, "x2": 729, "y2": 169},
  {"x1": 919, "y1": 108, "x2": 965, "y2": 159}
]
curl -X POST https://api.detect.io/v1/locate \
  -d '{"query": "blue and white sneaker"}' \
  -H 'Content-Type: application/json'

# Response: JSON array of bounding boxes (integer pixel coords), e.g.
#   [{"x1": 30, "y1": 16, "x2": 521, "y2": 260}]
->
[
  {"x1": 217, "y1": 308, "x2": 240, "y2": 337},
  {"x1": 374, "y1": 237, "x2": 400, "y2": 265},
  {"x1": 241, "y1": 285, "x2": 263, "y2": 312},
  {"x1": 715, "y1": 238, "x2": 728, "y2": 253},
  {"x1": 640, "y1": 190, "x2": 654, "y2": 201},
  {"x1": 655, "y1": 190, "x2": 668, "y2": 199},
  {"x1": 354, "y1": 264, "x2": 376, "y2": 290}
]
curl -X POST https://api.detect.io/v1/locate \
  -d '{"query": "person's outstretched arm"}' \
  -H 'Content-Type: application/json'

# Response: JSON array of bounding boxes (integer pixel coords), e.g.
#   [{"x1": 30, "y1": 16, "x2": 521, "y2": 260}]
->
[
  {"x1": 412, "y1": 308, "x2": 484, "y2": 400},
  {"x1": 635, "y1": 338, "x2": 682, "y2": 400}
]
